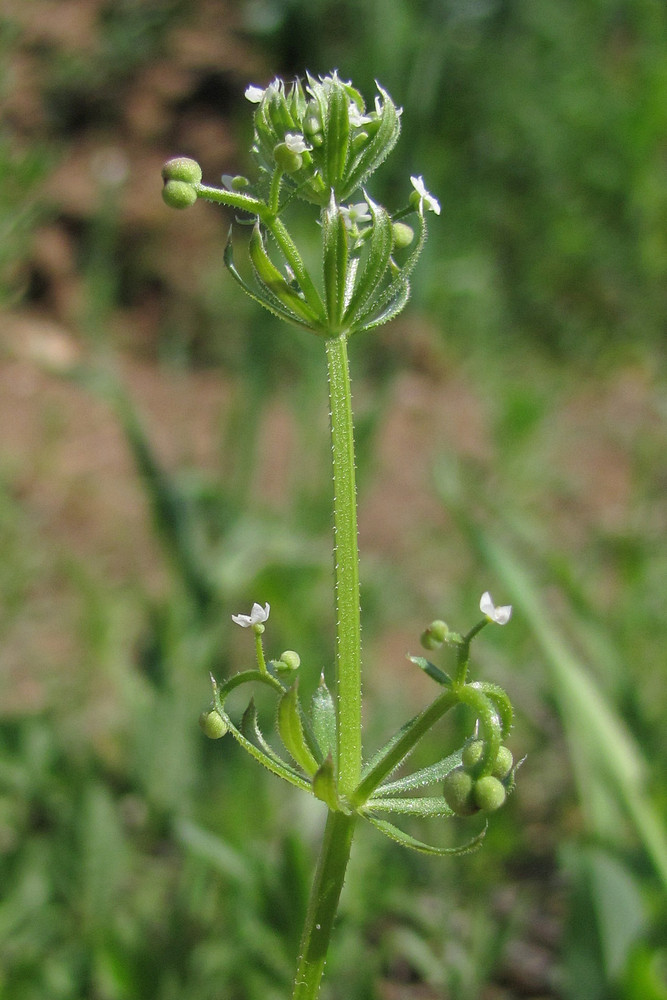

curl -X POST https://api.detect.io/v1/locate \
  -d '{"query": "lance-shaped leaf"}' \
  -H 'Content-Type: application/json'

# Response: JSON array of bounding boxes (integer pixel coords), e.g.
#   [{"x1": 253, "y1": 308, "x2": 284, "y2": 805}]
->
[
  {"x1": 365, "y1": 814, "x2": 487, "y2": 856},
  {"x1": 241, "y1": 698, "x2": 291, "y2": 772},
  {"x1": 354, "y1": 279, "x2": 411, "y2": 335},
  {"x1": 322, "y1": 193, "x2": 349, "y2": 328},
  {"x1": 374, "y1": 750, "x2": 463, "y2": 796},
  {"x1": 323, "y1": 81, "x2": 350, "y2": 192},
  {"x1": 408, "y1": 655, "x2": 452, "y2": 687},
  {"x1": 249, "y1": 223, "x2": 323, "y2": 326},
  {"x1": 224, "y1": 230, "x2": 316, "y2": 331},
  {"x1": 341, "y1": 85, "x2": 401, "y2": 199},
  {"x1": 277, "y1": 681, "x2": 320, "y2": 777},
  {"x1": 312, "y1": 755, "x2": 342, "y2": 811},
  {"x1": 365, "y1": 796, "x2": 454, "y2": 817},
  {"x1": 342, "y1": 196, "x2": 393, "y2": 324},
  {"x1": 311, "y1": 676, "x2": 337, "y2": 760}
]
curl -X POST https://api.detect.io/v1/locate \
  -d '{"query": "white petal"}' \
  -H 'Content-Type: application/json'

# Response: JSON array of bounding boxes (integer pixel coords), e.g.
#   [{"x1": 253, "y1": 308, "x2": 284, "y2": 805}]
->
[
  {"x1": 245, "y1": 85, "x2": 265, "y2": 103},
  {"x1": 231, "y1": 613, "x2": 252, "y2": 627},
  {"x1": 480, "y1": 591, "x2": 512, "y2": 625}
]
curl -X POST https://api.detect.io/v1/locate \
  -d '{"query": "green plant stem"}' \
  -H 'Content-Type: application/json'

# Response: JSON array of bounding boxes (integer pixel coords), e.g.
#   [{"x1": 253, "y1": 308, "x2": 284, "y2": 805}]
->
[
  {"x1": 325, "y1": 334, "x2": 362, "y2": 796},
  {"x1": 292, "y1": 810, "x2": 357, "y2": 1000}
]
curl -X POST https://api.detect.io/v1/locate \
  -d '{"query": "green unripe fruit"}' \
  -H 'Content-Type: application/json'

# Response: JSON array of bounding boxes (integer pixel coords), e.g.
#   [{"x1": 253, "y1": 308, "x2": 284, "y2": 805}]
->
[
  {"x1": 473, "y1": 775, "x2": 507, "y2": 813},
  {"x1": 161, "y1": 157, "x2": 202, "y2": 184},
  {"x1": 461, "y1": 739, "x2": 484, "y2": 772},
  {"x1": 273, "y1": 143, "x2": 303, "y2": 173},
  {"x1": 492, "y1": 745, "x2": 514, "y2": 780},
  {"x1": 443, "y1": 766, "x2": 479, "y2": 816},
  {"x1": 199, "y1": 709, "x2": 228, "y2": 739},
  {"x1": 392, "y1": 222, "x2": 414, "y2": 249},
  {"x1": 420, "y1": 619, "x2": 449, "y2": 650},
  {"x1": 162, "y1": 179, "x2": 198, "y2": 209},
  {"x1": 274, "y1": 650, "x2": 301, "y2": 674}
]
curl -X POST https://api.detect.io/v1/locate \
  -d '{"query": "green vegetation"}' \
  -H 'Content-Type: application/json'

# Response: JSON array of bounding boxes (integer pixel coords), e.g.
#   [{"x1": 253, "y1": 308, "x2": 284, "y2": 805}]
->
[{"x1": 1, "y1": 2, "x2": 666, "y2": 998}]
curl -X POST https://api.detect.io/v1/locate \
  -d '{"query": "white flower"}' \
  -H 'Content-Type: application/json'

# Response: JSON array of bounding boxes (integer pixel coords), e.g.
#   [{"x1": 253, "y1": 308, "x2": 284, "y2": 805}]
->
[
  {"x1": 410, "y1": 175, "x2": 441, "y2": 216},
  {"x1": 348, "y1": 102, "x2": 372, "y2": 127},
  {"x1": 284, "y1": 133, "x2": 311, "y2": 154},
  {"x1": 340, "y1": 202, "x2": 372, "y2": 228},
  {"x1": 245, "y1": 84, "x2": 265, "y2": 103},
  {"x1": 480, "y1": 592, "x2": 512, "y2": 626},
  {"x1": 232, "y1": 602, "x2": 270, "y2": 628}
]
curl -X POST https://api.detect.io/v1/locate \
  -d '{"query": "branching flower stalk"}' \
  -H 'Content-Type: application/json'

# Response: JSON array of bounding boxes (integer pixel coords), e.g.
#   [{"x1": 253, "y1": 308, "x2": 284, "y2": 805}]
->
[{"x1": 165, "y1": 72, "x2": 519, "y2": 1000}]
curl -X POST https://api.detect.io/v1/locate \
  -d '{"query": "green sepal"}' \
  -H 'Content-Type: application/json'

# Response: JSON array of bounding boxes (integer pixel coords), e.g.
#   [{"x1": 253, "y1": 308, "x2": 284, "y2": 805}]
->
[
  {"x1": 365, "y1": 796, "x2": 454, "y2": 817},
  {"x1": 248, "y1": 223, "x2": 323, "y2": 326},
  {"x1": 277, "y1": 681, "x2": 320, "y2": 777},
  {"x1": 323, "y1": 81, "x2": 350, "y2": 192},
  {"x1": 342, "y1": 196, "x2": 393, "y2": 324},
  {"x1": 374, "y1": 749, "x2": 462, "y2": 796},
  {"x1": 408, "y1": 655, "x2": 452, "y2": 687},
  {"x1": 322, "y1": 193, "x2": 349, "y2": 328},
  {"x1": 364, "y1": 814, "x2": 488, "y2": 856},
  {"x1": 224, "y1": 230, "x2": 316, "y2": 331},
  {"x1": 312, "y1": 755, "x2": 342, "y2": 811},
  {"x1": 311, "y1": 676, "x2": 337, "y2": 760}
]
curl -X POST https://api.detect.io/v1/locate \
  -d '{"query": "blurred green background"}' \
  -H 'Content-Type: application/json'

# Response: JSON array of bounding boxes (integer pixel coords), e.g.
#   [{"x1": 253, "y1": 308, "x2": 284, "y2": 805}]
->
[{"x1": 1, "y1": 1, "x2": 666, "y2": 998}]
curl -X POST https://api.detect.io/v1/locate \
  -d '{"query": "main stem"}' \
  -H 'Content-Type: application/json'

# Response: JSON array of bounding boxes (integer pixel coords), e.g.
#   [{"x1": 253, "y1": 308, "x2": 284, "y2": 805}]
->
[
  {"x1": 289, "y1": 335, "x2": 361, "y2": 1000},
  {"x1": 325, "y1": 334, "x2": 362, "y2": 796}
]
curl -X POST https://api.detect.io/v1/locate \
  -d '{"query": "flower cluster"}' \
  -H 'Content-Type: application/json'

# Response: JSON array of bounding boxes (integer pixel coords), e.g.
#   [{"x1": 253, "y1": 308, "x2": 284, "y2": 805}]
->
[{"x1": 161, "y1": 71, "x2": 440, "y2": 339}]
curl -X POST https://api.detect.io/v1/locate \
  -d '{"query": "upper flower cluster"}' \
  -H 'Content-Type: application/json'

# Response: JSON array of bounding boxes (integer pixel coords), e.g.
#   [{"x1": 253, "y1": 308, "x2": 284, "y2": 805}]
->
[{"x1": 246, "y1": 72, "x2": 402, "y2": 206}]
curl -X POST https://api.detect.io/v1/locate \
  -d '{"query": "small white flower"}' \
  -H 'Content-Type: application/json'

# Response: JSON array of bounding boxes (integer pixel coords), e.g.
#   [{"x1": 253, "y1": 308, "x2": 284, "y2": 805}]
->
[
  {"x1": 348, "y1": 102, "x2": 372, "y2": 127},
  {"x1": 480, "y1": 592, "x2": 512, "y2": 626},
  {"x1": 410, "y1": 175, "x2": 441, "y2": 216},
  {"x1": 232, "y1": 602, "x2": 270, "y2": 628},
  {"x1": 245, "y1": 84, "x2": 265, "y2": 103},
  {"x1": 340, "y1": 202, "x2": 372, "y2": 228},
  {"x1": 284, "y1": 133, "x2": 311, "y2": 154}
]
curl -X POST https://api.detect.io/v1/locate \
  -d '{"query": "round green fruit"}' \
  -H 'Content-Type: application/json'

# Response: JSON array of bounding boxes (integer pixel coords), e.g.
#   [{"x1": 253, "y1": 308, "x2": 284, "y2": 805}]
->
[{"x1": 473, "y1": 775, "x2": 507, "y2": 813}]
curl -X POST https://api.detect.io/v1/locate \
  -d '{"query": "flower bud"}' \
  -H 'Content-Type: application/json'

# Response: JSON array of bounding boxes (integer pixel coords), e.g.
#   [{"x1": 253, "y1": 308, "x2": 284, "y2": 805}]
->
[
  {"x1": 161, "y1": 157, "x2": 202, "y2": 184},
  {"x1": 199, "y1": 709, "x2": 228, "y2": 739},
  {"x1": 443, "y1": 766, "x2": 479, "y2": 816},
  {"x1": 162, "y1": 179, "x2": 198, "y2": 210},
  {"x1": 420, "y1": 620, "x2": 449, "y2": 651},
  {"x1": 392, "y1": 222, "x2": 414, "y2": 249},
  {"x1": 473, "y1": 775, "x2": 507, "y2": 813}
]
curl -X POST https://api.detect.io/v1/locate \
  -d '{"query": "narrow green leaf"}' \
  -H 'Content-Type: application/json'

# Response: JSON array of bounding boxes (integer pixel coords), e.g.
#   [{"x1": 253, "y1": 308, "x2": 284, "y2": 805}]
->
[
  {"x1": 249, "y1": 223, "x2": 322, "y2": 325},
  {"x1": 241, "y1": 698, "x2": 290, "y2": 771},
  {"x1": 365, "y1": 814, "x2": 487, "y2": 856},
  {"x1": 224, "y1": 230, "x2": 315, "y2": 330},
  {"x1": 374, "y1": 750, "x2": 463, "y2": 796},
  {"x1": 277, "y1": 682, "x2": 320, "y2": 777},
  {"x1": 311, "y1": 676, "x2": 337, "y2": 760},
  {"x1": 342, "y1": 86, "x2": 401, "y2": 199},
  {"x1": 408, "y1": 655, "x2": 452, "y2": 687},
  {"x1": 322, "y1": 194, "x2": 349, "y2": 328},
  {"x1": 323, "y1": 81, "x2": 350, "y2": 191},
  {"x1": 342, "y1": 197, "x2": 393, "y2": 323},
  {"x1": 354, "y1": 280, "x2": 410, "y2": 334},
  {"x1": 365, "y1": 796, "x2": 454, "y2": 817},
  {"x1": 312, "y1": 756, "x2": 341, "y2": 811}
]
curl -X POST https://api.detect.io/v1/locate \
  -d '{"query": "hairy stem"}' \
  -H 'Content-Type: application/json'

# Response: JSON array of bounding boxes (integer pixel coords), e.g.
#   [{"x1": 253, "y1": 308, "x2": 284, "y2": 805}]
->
[
  {"x1": 291, "y1": 811, "x2": 357, "y2": 1000},
  {"x1": 326, "y1": 334, "x2": 362, "y2": 796}
]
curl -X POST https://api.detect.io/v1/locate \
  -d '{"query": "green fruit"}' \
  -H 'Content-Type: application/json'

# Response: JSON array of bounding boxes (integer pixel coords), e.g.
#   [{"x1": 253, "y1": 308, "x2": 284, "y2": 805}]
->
[
  {"x1": 161, "y1": 157, "x2": 202, "y2": 184},
  {"x1": 473, "y1": 775, "x2": 506, "y2": 813},
  {"x1": 392, "y1": 222, "x2": 414, "y2": 249},
  {"x1": 199, "y1": 710, "x2": 228, "y2": 739},
  {"x1": 461, "y1": 739, "x2": 484, "y2": 772},
  {"x1": 162, "y1": 179, "x2": 198, "y2": 209},
  {"x1": 443, "y1": 766, "x2": 479, "y2": 816},
  {"x1": 492, "y1": 745, "x2": 514, "y2": 780}
]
